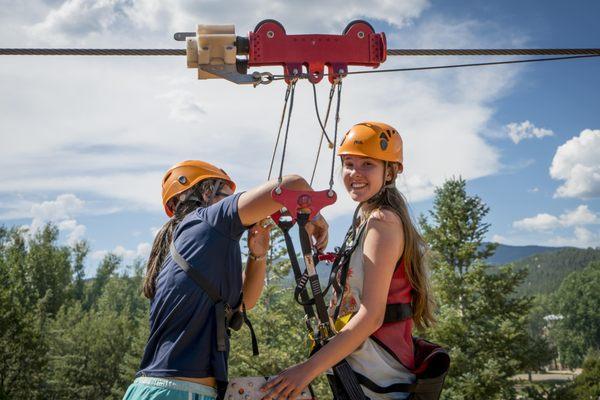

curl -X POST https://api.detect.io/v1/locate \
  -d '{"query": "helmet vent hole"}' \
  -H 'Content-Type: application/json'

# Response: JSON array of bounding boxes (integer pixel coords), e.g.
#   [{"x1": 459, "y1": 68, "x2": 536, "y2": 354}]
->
[{"x1": 178, "y1": 176, "x2": 188, "y2": 184}]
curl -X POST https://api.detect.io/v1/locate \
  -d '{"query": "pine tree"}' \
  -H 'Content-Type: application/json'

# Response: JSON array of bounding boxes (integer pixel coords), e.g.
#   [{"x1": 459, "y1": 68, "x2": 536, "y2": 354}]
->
[{"x1": 420, "y1": 178, "x2": 551, "y2": 400}]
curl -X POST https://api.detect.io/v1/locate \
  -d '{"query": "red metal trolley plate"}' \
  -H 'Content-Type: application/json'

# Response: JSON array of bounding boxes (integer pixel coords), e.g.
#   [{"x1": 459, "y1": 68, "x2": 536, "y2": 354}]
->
[{"x1": 248, "y1": 20, "x2": 386, "y2": 84}]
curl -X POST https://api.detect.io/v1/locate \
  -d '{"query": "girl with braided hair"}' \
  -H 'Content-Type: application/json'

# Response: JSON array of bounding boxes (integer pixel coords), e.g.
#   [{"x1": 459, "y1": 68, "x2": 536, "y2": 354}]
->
[{"x1": 123, "y1": 160, "x2": 328, "y2": 400}]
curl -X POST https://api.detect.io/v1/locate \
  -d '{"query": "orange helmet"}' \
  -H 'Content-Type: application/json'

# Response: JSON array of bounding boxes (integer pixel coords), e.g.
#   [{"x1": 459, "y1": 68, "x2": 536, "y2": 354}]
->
[
  {"x1": 161, "y1": 160, "x2": 235, "y2": 217},
  {"x1": 338, "y1": 122, "x2": 403, "y2": 170}
]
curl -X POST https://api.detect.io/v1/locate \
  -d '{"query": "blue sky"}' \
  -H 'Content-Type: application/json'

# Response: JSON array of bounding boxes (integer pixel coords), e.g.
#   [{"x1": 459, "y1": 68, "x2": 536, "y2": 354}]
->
[{"x1": 1, "y1": 0, "x2": 599, "y2": 276}]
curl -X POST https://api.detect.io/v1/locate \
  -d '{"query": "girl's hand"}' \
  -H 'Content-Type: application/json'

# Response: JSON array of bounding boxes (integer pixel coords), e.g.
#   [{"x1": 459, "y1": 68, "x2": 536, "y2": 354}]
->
[
  {"x1": 261, "y1": 362, "x2": 315, "y2": 400},
  {"x1": 248, "y1": 219, "x2": 272, "y2": 258},
  {"x1": 305, "y1": 214, "x2": 329, "y2": 252}
]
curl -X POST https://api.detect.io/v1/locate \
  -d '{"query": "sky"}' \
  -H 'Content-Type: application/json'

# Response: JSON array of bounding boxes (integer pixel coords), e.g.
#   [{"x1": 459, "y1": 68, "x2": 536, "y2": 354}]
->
[{"x1": 1, "y1": 0, "x2": 599, "y2": 276}]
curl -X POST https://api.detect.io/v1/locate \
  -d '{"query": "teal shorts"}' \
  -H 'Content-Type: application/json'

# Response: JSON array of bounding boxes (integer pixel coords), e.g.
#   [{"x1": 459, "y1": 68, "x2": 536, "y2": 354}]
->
[{"x1": 123, "y1": 377, "x2": 217, "y2": 400}]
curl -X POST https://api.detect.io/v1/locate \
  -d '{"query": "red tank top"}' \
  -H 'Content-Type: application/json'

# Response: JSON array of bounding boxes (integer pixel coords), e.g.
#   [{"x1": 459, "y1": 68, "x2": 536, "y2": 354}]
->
[{"x1": 371, "y1": 258, "x2": 415, "y2": 370}]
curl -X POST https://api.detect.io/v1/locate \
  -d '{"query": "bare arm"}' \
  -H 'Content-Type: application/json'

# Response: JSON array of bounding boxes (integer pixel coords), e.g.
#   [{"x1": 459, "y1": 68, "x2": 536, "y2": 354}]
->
[
  {"x1": 242, "y1": 222, "x2": 270, "y2": 310},
  {"x1": 237, "y1": 174, "x2": 329, "y2": 251},
  {"x1": 261, "y1": 210, "x2": 404, "y2": 399}
]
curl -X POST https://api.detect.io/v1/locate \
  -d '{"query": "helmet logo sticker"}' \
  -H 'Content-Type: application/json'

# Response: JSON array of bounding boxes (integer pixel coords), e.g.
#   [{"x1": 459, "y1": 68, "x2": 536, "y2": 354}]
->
[
  {"x1": 379, "y1": 132, "x2": 389, "y2": 151},
  {"x1": 178, "y1": 176, "x2": 188, "y2": 184}
]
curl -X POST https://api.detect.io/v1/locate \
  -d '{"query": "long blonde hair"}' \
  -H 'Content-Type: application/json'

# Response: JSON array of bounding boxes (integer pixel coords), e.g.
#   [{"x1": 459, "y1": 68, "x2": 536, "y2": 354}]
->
[{"x1": 362, "y1": 163, "x2": 436, "y2": 330}]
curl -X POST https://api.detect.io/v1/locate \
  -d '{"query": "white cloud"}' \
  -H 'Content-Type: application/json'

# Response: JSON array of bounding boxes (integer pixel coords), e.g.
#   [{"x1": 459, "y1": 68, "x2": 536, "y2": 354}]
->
[
  {"x1": 30, "y1": 193, "x2": 84, "y2": 225},
  {"x1": 1, "y1": 0, "x2": 530, "y2": 222},
  {"x1": 550, "y1": 129, "x2": 600, "y2": 199},
  {"x1": 157, "y1": 90, "x2": 207, "y2": 123},
  {"x1": 513, "y1": 213, "x2": 560, "y2": 232},
  {"x1": 505, "y1": 120, "x2": 554, "y2": 144},
  {"x1": 92, "y1": 242, "x2": 151, "y2": 263},
  {"x1": 492, "y1": 234, "x2": 509, "y2": 244},
  {"x1": 548, "y1": 227, "x2": 599, "y2": 249},
  {"x1": 25, "y1": 0, "x2": 429, "y2": 46},
  {"x1": 23, "y1": 194, "x2": 87, "y2": 245},
  {"x1": 58, "y1": 219, "x2": 87, "y2": 245},
  {"x1": 513, "y1": 205, "x2": 599, "y2": 232}
]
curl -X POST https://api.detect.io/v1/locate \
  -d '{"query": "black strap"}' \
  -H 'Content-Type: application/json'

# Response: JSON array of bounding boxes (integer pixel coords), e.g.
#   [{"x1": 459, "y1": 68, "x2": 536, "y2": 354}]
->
[
  {"x1": 170, "y1": 242, "x2": 222, "y2": 302},
  {"x1": 170, "y1": 242, "x2": 259, "y2": 355},
  {"x1": 383, "y1": 303, "x2": 413, "y2": 323},
  {"x1": 242, "y1": 303, "x2": 259, "y2": 356},
  {"x1": 332, "y1": 221, "x2": 368, "y2": 321}
]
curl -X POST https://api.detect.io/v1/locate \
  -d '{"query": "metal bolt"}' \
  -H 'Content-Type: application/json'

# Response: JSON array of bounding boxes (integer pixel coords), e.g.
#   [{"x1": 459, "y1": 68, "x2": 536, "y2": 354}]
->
[
  {"x1": 267, "y1": 30, "x2": 275, "y2": 38},
  {"x1": 292, "y1": 68, "x2": 299, "y2": 75},
  {"x1": 357, "y1": 31, "x2": 365, "y2": 39},
  {"x1": 338, "y1": 68, "x2": 345, "y2": 74},
  {"x1": 274, "y1": 187, "x2": 282, "y2": 195}
]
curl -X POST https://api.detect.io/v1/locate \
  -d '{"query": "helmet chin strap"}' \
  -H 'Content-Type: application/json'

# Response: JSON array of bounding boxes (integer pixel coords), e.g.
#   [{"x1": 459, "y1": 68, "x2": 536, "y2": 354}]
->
[
  {"x1": 176, "y1": 180, "x2": 224, "y2": 209},
  {"x1": 205, "y1": 180, "x2": 224, "y2": 205}
]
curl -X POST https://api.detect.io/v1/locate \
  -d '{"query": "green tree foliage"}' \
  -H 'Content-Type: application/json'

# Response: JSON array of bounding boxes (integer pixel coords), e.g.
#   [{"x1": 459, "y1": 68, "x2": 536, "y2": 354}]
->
[
  {"x1": 510, "y1": 248, "x2": 600, "y2": 297},
  {"x1": 570, "y1": 349, "x2": 600, "y2": 399},
  {"x1": 0, "y1": 224, "x2": 147, "y2": 399},
  {"x1": 551, "y1": 261, "x2": 600, "y2": 368},
  {"x1": 420, "y1": 178, "x2": 552, "y2": 400}
]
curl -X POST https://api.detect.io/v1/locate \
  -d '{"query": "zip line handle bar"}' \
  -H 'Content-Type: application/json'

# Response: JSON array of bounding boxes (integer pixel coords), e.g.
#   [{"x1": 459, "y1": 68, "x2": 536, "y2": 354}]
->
[{"x1": 271, "y1": 187, "x2": 337, "y2": 223}]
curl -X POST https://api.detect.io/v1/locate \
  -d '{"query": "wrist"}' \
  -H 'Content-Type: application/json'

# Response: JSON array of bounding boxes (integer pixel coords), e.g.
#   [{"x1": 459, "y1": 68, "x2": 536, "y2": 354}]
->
[{"x1": 248, "y1": 251, "x2": 267, "y2": 262}]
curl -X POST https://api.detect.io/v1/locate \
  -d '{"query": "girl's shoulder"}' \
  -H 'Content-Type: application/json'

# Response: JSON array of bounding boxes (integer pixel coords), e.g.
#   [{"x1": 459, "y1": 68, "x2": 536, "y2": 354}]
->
[{"x1": 366, "y1": 207, "x2": 403, "y2": 228}]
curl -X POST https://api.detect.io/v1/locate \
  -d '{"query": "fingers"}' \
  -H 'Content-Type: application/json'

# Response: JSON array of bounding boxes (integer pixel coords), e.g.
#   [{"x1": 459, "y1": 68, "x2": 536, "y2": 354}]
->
[{"x1": 261, "y1": 376, "x2": 288, "y2": 400}]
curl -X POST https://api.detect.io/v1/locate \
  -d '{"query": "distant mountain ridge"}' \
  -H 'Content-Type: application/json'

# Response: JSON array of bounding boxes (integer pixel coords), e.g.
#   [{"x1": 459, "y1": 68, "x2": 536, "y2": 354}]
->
[{"x1": 485, "y1": 243, "x2": 572, "y2": 265}]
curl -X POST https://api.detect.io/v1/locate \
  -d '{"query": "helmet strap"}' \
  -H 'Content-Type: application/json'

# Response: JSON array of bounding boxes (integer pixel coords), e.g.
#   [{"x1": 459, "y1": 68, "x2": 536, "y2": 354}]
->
[{"x1": 205, "y1": 180, "x2": 224, "y2": 205}]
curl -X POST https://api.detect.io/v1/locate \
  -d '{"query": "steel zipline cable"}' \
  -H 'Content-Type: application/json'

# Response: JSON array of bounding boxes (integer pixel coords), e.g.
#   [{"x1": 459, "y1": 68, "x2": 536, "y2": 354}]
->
[{"x1": 1, "y1": 48, "x2": 600, "y2": 56}]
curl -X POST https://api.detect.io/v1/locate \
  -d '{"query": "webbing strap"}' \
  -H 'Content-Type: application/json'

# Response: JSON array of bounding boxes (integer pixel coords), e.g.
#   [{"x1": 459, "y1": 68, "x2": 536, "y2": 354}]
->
[
  {"x1": 279, "y1": 221, "x2": 316, "y2": 313},
  {"x1": 332, "y1": 221, "x2": 368, "y2": 321},
  {"x1": 354, "y1": 372, "x2": 445, "y2": 394},
  {"x1": 170, "y1": 242, "x2": 258, "y2": 355},
  {"x1": 170, "y1": 242, "x2": 222, "y2": 302},
  {"x1": 383, "y1": 303, "x2": 413, "y2": 323}
]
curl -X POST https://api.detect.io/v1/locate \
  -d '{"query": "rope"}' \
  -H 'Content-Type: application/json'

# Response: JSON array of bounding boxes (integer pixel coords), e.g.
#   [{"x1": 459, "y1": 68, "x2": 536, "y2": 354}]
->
[
  {"x1": 276, "y1": 80, "x2": 298, "y2": 187},
  {"x1": 267, "y1": 84, "x2": 292, "y2": 180},
  {"x1": 329, "y1": 81, "x2": 343, "y2": 192},
  {"x1": 386, "y1": 48, "x2": 600, "y2": 56},
  {"x1": 271, "y1": 54, "x2": 600, "y2": 81},
  {"x1": 0, "y1": 48, "x2": 185, "y2": 56},
  {"x1": 309, "y1": 82, "x2": 336, "y2": 186}
]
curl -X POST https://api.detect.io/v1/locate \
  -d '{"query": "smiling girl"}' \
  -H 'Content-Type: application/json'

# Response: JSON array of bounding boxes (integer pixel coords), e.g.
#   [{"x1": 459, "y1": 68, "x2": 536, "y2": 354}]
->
[{"x1": 262, "y1": 122, "x2": 436, "y2": 400}]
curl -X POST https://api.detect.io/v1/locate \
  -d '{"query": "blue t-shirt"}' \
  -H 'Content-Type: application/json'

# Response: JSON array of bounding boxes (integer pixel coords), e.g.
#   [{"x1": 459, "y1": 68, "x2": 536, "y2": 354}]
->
[{"x1": 137, "y1": 193, "x2": 246, "y2": 382}]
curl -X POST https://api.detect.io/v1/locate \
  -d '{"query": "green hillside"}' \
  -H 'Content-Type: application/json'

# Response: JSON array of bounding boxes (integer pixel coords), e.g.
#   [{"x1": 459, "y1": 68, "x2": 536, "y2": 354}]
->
[
  {"x1": 486, "y1": 243, "x2": 571, "y2": 265},
  {"x1": 510, "y1": 247, "x2": 600, "y2": 296}
]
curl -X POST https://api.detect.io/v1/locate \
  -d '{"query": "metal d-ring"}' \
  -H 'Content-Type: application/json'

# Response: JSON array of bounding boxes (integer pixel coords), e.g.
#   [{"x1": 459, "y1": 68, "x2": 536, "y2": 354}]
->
[{"x1": 252, "y1": 71, "x2": 275, "y2": 87}]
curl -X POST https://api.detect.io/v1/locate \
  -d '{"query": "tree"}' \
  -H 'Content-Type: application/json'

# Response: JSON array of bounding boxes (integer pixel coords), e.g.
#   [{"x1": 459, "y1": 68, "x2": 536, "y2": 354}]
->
[
  {"x1": 551, "y1": 261, "x2": 600, "y2": 368},
  {"x1": 420, "y1": 178, "x2": 552, "y2": 400}
]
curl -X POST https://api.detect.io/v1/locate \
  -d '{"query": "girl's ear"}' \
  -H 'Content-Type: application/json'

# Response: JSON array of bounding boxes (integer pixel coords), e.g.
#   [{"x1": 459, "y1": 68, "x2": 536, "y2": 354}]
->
[{"x1": 386, "y1": 163, "x2": 398, "y2": 183}]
